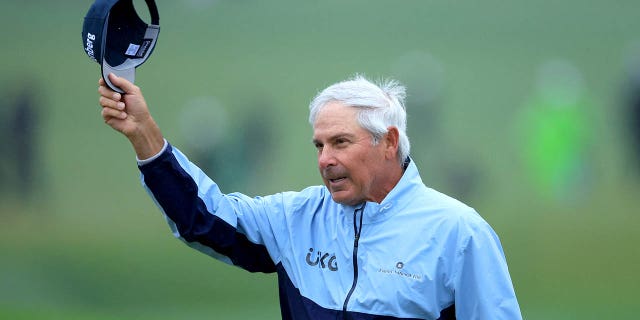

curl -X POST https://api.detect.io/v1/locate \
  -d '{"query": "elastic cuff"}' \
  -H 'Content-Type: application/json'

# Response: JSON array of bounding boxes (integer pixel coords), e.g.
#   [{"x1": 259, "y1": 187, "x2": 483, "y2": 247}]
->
[{"x1": 136, "y1": 139, "x2": 168, "y2": 166}]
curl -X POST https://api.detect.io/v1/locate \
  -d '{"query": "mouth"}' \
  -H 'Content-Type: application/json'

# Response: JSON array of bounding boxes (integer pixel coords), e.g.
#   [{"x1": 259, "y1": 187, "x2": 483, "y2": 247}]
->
[
  {"x1": 326, "y1": 176, "x2": 347, "y2": 189},
  {"x1": 322, "y1": 168, "x2": 348, "y2": 188}
]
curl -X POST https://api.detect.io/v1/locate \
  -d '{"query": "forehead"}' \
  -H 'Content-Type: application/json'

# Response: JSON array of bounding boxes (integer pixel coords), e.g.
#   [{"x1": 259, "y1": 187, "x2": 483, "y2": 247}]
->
[{"x1": 312, "y1": 102, "x2": 362, "y2": 137}]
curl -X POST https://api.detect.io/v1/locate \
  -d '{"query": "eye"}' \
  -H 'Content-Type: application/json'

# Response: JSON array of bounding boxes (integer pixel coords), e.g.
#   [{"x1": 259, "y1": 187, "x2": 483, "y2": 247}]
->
[
  {"x1": 313, "y1": 141, "x2": 323, "y2": 151},
  {"x1": 334, "y1": 138, "x2": 349, "y2": 147}
]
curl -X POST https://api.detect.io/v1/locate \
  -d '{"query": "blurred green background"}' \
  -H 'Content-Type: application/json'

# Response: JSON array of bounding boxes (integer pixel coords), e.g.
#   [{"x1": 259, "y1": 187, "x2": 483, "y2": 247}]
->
[{"x1": 1, "y1": 0, "x2": 640, "y2": 319}]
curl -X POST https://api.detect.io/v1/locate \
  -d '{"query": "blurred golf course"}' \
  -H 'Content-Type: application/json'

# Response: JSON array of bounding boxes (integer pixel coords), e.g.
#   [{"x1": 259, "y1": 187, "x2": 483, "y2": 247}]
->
[{"x1": 1, "y1": 0, "x2": 639, "y2": 319}]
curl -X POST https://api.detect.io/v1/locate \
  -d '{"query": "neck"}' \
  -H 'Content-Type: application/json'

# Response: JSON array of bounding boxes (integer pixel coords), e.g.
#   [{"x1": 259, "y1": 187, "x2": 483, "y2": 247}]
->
[{"x1": 370, "y1": 165, "x2": 405, "y2": 204}]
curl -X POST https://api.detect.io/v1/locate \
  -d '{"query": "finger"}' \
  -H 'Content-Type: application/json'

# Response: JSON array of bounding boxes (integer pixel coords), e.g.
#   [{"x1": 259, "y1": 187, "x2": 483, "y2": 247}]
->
[
  {"x1": 108, "y1": 73, "x2": 139, "y2": 94},
  {"x1": 98, "y1": 85, "x2": 122, "y2": 102},
  {"x1": 99, "y1": 96, "x2": 126, "y2": 111},
  {"x1": 103, "y1": 113, "x2": 123, "y2": 127},
  {"x1": 101, "y1": 105, "x2": 128, "y2": 120}
]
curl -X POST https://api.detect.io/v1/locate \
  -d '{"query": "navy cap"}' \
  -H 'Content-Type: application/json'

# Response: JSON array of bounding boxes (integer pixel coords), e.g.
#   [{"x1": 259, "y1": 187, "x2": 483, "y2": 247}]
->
[{"x1": 82, "y1": 0, "x2": 160, "y2": 93}]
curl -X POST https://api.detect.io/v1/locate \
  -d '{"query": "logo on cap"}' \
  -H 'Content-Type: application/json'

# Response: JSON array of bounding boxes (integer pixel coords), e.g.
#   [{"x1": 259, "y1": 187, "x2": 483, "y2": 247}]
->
[{"x1": 85, "y1": 32, "x2": 97, "y2": 62}]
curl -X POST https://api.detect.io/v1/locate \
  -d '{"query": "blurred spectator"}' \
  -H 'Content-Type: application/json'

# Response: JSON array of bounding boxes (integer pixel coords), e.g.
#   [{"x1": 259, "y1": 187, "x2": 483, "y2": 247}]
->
[
  {"x1": 516, "y1": 59, "x2": 593, "y2": 202},
  {"x1": 178, "y1": 95, "x2": 276, "y2": 194},
  {"x1": 391, "y1": 51, "x2": 446, "y2": 156},
  {"x1": 622, "y1": 43, "x2": 640, "y2": 176},
  {"x1": 0, "y1": 79, "x2": 42, "y2": 201},
  {"x1": 391, "y1": 51, "x2": 481, "y2": 201},
  {"x1": 627, "y1": 71, "x2": 640, "y2": 174}
]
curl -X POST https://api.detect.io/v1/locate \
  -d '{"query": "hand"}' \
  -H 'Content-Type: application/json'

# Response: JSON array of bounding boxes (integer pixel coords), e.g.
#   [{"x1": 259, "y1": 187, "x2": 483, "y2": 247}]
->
[
  {"x1": 99, "y1": 73, "x2": 151, "y2": 137},
  {"x1": 98, "y1": 73, "x2": 164, "y2": 159}
]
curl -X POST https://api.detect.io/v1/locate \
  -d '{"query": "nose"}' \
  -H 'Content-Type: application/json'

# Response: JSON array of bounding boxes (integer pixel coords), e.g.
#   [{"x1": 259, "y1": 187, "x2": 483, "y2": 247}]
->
[{"x1": 317, "y1": 147, "x2": 336, "y2": 170}]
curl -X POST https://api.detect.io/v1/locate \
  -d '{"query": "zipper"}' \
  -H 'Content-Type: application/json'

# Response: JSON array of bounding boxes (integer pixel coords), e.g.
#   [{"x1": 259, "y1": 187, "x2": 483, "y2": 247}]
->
[{"x1": 342, "y1": 203, "x2": 366, "y2": 319}]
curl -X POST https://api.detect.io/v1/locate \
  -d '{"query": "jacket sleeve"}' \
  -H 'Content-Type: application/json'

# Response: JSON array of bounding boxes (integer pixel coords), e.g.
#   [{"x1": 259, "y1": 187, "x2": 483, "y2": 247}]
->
[
  {"x1": 452, "y1": 214, "x2": 523, "y2": 319},
  {"x1": 138, "y1": 142, "x2": 287, "y2": 273}
]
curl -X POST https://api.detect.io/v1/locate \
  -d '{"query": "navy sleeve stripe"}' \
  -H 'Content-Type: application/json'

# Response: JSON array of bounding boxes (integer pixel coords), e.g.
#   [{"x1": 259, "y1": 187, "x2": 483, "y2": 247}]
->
[{"x1": 140, "y1": 144, "x2": 276, "y2": 273}]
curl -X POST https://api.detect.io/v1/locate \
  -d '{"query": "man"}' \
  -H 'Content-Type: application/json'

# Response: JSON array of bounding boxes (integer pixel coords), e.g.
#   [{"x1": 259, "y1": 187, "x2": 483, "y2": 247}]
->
[{"x1": 98, "y1": 73, "x2": 522, "y2": 319}]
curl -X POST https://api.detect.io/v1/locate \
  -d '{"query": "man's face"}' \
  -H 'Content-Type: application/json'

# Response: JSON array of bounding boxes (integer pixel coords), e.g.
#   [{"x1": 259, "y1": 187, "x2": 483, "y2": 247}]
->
[{"x1": 312, "y1": 101, "x2": 392, "y2": 205}]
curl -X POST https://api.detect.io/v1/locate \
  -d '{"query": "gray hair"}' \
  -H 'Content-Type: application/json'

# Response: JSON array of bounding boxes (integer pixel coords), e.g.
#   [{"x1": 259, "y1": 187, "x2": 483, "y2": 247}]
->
[{"x1": 308, "y1": 75, "x2": 410, "y2": 165}]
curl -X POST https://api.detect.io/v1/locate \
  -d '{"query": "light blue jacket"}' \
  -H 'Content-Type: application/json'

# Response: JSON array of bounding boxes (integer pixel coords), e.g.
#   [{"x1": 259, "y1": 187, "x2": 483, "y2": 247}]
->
[{"x1": 139, "y1": 142, "x2": 522, "y2": 319}]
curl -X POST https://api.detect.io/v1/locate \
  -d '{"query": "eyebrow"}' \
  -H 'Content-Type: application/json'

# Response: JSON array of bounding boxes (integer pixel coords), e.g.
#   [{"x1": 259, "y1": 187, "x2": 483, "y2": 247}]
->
[{"x1": 312, "y1": 133, "x2": 356, "y2": 145}]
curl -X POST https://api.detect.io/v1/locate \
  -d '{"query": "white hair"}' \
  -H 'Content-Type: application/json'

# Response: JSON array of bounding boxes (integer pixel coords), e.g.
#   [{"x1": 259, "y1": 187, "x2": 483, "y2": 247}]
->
[{"x1": 308, "y1": 75, "x2": 410, "y2": 165}]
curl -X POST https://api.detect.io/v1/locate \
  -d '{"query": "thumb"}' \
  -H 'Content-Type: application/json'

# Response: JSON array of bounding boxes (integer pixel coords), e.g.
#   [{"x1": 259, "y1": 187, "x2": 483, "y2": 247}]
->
[{"x1": 108, "y1": 73, "x2": 139, "y2": 94}]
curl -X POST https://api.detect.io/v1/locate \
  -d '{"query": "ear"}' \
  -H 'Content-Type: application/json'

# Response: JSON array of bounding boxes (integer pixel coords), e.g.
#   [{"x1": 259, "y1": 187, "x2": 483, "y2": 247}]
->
[{"x1": 384, "y1": 127, "x2": 400, "y2": 159}]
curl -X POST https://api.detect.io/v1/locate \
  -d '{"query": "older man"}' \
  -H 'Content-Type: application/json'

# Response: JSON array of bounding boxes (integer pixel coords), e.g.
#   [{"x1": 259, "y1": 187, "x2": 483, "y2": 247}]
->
[{"x1": 98, "y1": 73, "x2": 521, "y2": 319}]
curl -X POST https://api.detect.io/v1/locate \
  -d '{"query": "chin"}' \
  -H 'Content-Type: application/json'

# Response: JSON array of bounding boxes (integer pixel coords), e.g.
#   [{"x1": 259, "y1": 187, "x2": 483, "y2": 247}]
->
[
  {"x1": 329, "y1": 192, "x2": 349, "y2": 205},
  {"x1": 330, "y1": 193, "x2": 360, "y2": 206}
]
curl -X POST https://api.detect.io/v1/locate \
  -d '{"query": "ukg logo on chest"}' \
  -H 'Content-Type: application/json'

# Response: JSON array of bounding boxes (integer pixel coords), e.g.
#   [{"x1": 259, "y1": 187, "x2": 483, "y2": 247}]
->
[{"x1": 305, "y1": 248, "x2": 338, "y2": 271}]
